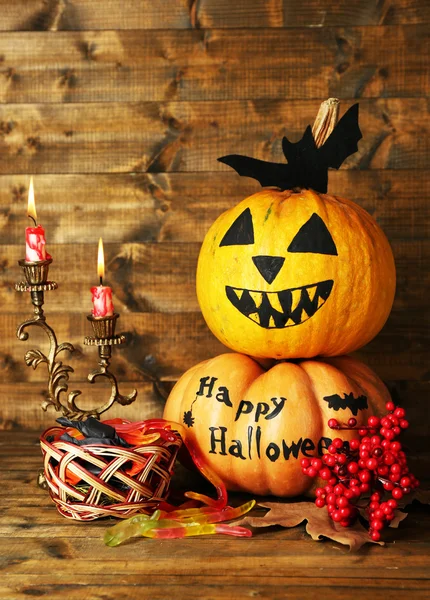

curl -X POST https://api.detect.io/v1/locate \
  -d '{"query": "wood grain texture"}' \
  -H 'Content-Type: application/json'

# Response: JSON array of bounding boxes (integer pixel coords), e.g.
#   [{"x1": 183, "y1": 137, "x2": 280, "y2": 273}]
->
[
  {"x1": 1, "y1": 580, "x2": 429, "y2": 600},
  {"x1": 0, "y1": 98, "x2": 428, "y2": 174},
  {"x1": 1, "y1": 170, "x2": 428, "y2": 244},
  {"x1": 0, "y1": 26, "x2": 427, "y2": 103},
  {"x1": 0, "y1": 382, "x2": 167, "y2": 431},
  {"x1": 0, "y1": 1, "x2": 428, "y2": 30},
  {"x1": 0, "y1": 432, "x2": 429, "y2": 600}
]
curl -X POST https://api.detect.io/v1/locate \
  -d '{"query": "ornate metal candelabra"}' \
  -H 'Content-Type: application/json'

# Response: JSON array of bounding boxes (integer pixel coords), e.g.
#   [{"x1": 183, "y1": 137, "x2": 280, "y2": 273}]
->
[{"x1": 15, "y1": 257, "x2": 138, "y2": 420}]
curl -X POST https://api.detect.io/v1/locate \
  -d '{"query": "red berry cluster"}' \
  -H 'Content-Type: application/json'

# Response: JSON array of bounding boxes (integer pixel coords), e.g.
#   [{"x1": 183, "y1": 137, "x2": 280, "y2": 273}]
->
[{"x1": 300, "y1": 401, "x2": 419, "y2": 541}]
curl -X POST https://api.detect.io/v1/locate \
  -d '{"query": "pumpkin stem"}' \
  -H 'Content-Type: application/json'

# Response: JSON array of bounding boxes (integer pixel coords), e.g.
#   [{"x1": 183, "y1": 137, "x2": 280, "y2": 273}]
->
[{"x1": 312, "y1": 98, "x2": 340, "y2": 148}]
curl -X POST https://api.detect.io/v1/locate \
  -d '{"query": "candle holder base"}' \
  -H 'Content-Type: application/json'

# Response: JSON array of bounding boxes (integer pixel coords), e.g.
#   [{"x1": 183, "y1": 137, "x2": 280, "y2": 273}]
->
[
  {"x1": 84, "y1": 334, "x2": 126, "y2": 346},
  {"x1": 18, "y1": 258, "x2": 52, "y2": 285},
  {"x1": 87, "y1": 313, "x2": 118, "y2": 339},
  {"x1": 15, "y1": 281, "x2": 58, "y2": 293}
]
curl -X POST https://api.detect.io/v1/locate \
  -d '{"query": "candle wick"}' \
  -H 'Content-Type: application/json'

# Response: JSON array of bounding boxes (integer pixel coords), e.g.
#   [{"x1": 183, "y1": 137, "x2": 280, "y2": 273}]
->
[
  {"x1": 100, "y1": 276, "x2": 103, "y2": 286},
  {"x1": 28, "y1": 215, "x2": 37, "y2": 227}
]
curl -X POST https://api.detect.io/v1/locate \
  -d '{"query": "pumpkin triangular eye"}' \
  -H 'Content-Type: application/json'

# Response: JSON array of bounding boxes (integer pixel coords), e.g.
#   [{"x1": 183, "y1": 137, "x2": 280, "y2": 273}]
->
[
  {"x1": 220, "y1": 208, "x2": 254, "y2": 247},
  {"x1": 287, "y1": 213, "x2": 338, "y2": 255}
]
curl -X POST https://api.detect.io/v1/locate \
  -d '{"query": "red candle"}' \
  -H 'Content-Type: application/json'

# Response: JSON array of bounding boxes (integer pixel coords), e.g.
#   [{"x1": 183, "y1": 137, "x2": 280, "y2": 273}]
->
[
  {"x1": 91, "y1": 238, "x2": 114, "y2": 317},
  {"x1": 25, "y1": 177, "x2": 50, "y2": 262},
  {"x1": 91, "y1": 286, "x2": 114, "y2": 317},
  {"x1": 26, "y1": 224, "x2": 49, "y2": 262}
]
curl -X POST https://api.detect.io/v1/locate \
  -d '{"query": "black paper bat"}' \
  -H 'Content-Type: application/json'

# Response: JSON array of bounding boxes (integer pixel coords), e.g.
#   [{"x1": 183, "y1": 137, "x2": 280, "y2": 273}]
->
[
  {"x1": 218, "y1": 103, "x2": 362, "y2": 194},
  {"x1": 56, "y1": 416, "x2": 131, "y2": 447},
  {"x1": 53, "y1": 417, "x2": 133, "y2": 490},
  {"x1": 323, "y1": 392, "x2": 368, "y2": 417}
]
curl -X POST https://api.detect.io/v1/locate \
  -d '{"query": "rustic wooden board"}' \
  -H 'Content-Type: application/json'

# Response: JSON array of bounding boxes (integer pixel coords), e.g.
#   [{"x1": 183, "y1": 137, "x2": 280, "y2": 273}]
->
[
  {"x1": 0, "y1": 26, "x2": 427, "y2": 102},
  {"x1": 1, "y1": 311, "x2": 226, "y2": 383},
  {"x1": 0, "y1": 381, "x2": 166, "y2": 431},
  {"x1": 0, "y1": 0, "x2": 427, "y2": 30},
  {"x1": 1, "y1": 579, "x2": 430, "y2": 600},
  {"x1": 1, "y1": 170, "x2": 428, "y2": 244},
  {"x1": 0, "y1": 99, "x2": 428, "y2": 174},
  {"x1": 4, "y1": 535, "x2": 430, "y2": 574}
]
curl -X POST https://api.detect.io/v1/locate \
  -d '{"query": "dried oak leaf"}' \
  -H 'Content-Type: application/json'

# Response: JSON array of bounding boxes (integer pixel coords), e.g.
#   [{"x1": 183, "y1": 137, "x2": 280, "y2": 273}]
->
[
  {"x1": 357, "y1": 507, "x2": 408, "y2": 529},
  {"x1": 238, "y1": 501, "x2": 383, "y2": 552},
  {"x1": 364, "y1": 488, "x2": 430, "y2": 530},
  {"x1": 398, "y1": 488, "x2": 430, "y2": 508},
  {"x1": 388, "y1": 510, "x2": 409, "y2": 529}
]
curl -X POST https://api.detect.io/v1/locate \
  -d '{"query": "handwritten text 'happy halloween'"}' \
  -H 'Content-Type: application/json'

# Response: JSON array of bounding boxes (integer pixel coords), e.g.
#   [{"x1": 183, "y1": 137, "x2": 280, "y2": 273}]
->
[{"x1": 184, "y1": 376, "x2": 368, "y2": 463}]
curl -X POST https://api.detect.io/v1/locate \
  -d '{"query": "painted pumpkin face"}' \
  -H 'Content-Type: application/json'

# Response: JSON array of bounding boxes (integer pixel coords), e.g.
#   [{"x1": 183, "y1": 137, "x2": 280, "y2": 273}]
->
[
  {"x1": 197, "y1": 188, "x2": 396, "y2": 359},
  {"x1": 164, "y1": 353, "x2": 389, "y2": 497}
]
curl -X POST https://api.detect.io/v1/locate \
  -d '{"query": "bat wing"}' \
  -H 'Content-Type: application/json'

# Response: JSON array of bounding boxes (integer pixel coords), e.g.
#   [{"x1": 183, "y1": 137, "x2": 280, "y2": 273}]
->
[
  {"x1": 323, "y1": 394, "x2": 342, "y2": 410},
  {"x1": 218, "y1": 154, "x2": 288, "y2": 188},
  {"x1": 318, "y1": 103, "x2": 362, "y2": 169},
  {"x1": 57, "y1": 416, "x2": 115, "y2": 438},
  {"x1": 282, "y1": 126, "x2": 317, "y2": 162}
]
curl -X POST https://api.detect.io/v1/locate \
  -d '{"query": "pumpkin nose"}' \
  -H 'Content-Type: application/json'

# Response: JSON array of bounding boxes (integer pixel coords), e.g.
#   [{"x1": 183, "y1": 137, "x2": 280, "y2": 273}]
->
[{"x1": 252, "y1": 255, "x2": 285, "y2": 284}]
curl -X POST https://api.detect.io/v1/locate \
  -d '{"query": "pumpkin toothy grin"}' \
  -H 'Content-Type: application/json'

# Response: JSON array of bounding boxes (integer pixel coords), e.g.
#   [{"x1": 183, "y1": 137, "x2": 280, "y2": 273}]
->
[{"x1": 225, "y1": 279, "x2": 334, "y2": 328}]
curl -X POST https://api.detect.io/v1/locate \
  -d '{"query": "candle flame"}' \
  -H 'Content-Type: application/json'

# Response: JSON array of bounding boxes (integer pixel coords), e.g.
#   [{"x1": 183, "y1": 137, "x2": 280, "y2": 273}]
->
[
  {"x1": 27, "y1": 177, "x2": 37, "y2": 223},
  {"x1": 97, "y1": 237, "x2": 105, "y2": 280}
]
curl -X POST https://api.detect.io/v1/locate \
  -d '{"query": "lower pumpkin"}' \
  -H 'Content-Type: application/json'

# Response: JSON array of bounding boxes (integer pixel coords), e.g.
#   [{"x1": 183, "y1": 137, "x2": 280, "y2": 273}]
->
[{"x1": 163, "y1": 354, "x2": 389, "y2": 497}]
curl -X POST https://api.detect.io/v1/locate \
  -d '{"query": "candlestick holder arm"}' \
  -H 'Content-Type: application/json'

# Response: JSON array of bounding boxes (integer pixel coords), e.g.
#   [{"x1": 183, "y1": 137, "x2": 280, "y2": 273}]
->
[
  {"x1": 16, "y1": 260, "x2": 140, "y2": 421},
  {"x1": 79, "y1": 331, "x2": 138, "y2": 418},
  {"x1": 16, "y1": 299, "x2": 77, "y2": 414}
]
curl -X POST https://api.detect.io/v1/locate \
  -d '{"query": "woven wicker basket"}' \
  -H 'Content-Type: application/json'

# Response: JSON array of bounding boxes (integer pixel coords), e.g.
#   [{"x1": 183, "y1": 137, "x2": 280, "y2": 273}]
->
[{"x1": 40, "y1": 425, "x2": 182, "y2": 521}]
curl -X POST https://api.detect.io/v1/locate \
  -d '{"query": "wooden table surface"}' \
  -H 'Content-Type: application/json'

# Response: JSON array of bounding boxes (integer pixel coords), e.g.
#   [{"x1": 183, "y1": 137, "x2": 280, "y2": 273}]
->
[{"x1": 2, "y1": 431, "x2": 430, "y2": 600}]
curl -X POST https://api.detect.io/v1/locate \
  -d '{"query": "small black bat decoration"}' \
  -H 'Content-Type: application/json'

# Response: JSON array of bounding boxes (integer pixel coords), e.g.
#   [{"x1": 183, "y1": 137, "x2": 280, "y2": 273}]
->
[
  {"x1": 218, "y1": 103, "x2": 362, "y2": 194},
  {"x1": 323, "y1": 392, "x2": 368, "y2": 417},
  {"x1": 56, "y1": 416, "x2": 131, "y2": 447}
]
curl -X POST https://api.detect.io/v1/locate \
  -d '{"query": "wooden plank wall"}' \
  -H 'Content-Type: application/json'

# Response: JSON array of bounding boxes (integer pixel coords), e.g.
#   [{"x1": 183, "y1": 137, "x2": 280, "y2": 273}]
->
[{"x1": 0, "y1": 1, "x2": 428, "y2": 439}]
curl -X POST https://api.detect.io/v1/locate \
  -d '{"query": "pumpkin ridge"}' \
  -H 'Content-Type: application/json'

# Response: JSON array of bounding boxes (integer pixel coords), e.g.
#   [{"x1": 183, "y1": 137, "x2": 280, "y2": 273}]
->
[{"x1": 294, "y1": 360, "x2": 325, "y2": 435}]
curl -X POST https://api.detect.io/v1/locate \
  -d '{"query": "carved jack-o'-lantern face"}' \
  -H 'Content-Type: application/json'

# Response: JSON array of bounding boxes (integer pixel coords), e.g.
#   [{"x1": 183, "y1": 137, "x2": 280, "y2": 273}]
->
[
  {"x1": 221, "y1": 207, "x2": 336, "y2": 329},
  {"x1": 196, "y1": 188, "x2": 396, "y2": 359}
]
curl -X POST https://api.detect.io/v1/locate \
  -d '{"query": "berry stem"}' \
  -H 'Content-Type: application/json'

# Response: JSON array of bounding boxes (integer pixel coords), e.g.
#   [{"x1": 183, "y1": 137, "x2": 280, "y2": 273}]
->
[
  {"x1": 329, "y1": 425, "x2": 375, "y2": 431},
  {"x1": 377, "y1": 476, "x2": 401, "y2": 488}
]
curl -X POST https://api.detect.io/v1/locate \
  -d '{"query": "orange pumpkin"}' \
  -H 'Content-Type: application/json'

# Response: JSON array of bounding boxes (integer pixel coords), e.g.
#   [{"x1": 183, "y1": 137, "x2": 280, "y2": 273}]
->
[
  {"x1": 196, "y1": 101, "x2": 396, "y2": 359},
  {"x1": 163, "y1": 353, "x2": 389, "y2": 497},
  {"x1": 196, "y1": 187, "x2": 396, "y2": 359}
]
